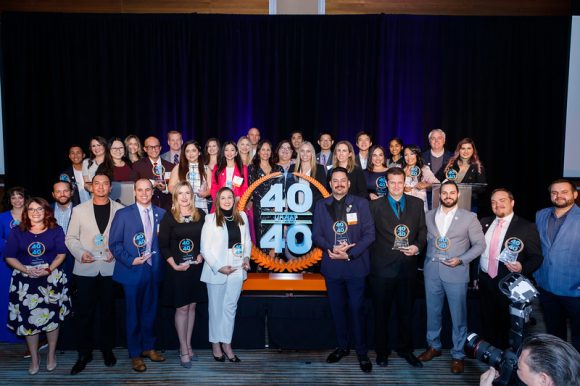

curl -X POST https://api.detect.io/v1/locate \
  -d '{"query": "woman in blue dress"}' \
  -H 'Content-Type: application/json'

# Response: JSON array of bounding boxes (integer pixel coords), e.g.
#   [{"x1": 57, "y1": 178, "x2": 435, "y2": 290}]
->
[
  {"x1": 0, "y1": 187, "x2": 29, "y2": 343},
  {"x1": 5, "y1": 197, "x2": 71, "y2": 374}
]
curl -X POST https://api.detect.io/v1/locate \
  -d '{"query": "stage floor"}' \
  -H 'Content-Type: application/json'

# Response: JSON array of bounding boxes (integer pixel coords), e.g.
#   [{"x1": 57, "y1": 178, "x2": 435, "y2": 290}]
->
[{"x1": 0, "y1": 344, "x2": 490, "y2": 385}]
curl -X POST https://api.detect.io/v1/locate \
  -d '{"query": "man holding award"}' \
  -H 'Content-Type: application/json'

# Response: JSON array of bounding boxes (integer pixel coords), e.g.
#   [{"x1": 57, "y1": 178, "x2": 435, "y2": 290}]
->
[
  {"x1": 109, "y1": 178, "x2": 166, "y2": 372},
  {"x1": 476, "y1": 188, "x2": 543, "y2": 350},
  {"x1": 312, "y1": 167, "x2": 375, "y2": 373},
  {"x1": 368, "y1": 167, "x2": 427, "y2": 368},
  {"x1": 131, "y1": 136, "x2": 173, "y2": 211},
  {"x1": 418, "y1": 181, "x2": 485, "y2": 374},
  {"x1": 65, "y1": 172, "x2": 125, "y2": 374}
]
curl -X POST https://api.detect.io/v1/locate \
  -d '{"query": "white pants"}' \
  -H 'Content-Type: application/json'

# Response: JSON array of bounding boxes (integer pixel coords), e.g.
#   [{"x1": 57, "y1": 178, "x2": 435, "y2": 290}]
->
[{"x1": 207, "y1": 274, "x2": 244, "y2": 344}]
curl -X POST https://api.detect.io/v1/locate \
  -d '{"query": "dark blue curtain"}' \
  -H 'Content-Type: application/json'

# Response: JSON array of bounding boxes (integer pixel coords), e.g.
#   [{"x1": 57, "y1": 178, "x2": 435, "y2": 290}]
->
[{"x1": 1, "y1": 13, "x2": 569, "y2": 218}]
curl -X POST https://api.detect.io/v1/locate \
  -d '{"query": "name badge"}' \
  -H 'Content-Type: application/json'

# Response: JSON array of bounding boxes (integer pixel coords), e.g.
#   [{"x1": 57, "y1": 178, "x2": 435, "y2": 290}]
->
[
  {"x1": 346, "y1": 212, "x2": 358, "y2": 225},
  {"x1": 232, "y1": 175, "x2": 244, "y2": 188}
]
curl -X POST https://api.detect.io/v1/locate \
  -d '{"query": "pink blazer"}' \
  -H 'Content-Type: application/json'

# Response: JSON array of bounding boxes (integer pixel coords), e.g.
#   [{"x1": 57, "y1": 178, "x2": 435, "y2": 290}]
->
[{"x1": 210, "y1": 164, "x2": 248, "y2": 201}]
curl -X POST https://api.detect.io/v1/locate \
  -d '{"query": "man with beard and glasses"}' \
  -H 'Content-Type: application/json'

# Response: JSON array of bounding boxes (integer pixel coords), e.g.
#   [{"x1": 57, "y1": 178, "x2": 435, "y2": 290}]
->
[
  {"x1": 417, "y1": 181, "x2": 485, "y2": 374},
  {"x1": 312, "y1": 167, "x2": 375, "y2": 373},
  {"x1": 52, "y1": 180, "x2": 75, "y2": 278},
  {"x1": 534, "y1": 178, "x2": 580, "y2": 352}
]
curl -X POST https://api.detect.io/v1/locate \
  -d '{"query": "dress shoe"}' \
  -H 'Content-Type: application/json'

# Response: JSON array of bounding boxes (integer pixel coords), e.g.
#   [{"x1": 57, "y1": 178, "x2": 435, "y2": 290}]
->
[
  {"x1": 399, "y1": 352, "x2": 423, "y2": 368},
  {"x1": 417, "y1": 347, "x2": 442, "y2": 362},
  {"x1": 213, "y1": 354, "x2": 225, "y2": 362},
  {"x1": 70, "y1": 354, "x2": 93, "y2": 375},
  {"x1": 187, "y1": 347, "x2": 198, "y2": 361},
  {"x1": 179, "y1": 353, "x2": 192, "y2": 369},
  {"x1": 451, "y1": 359, "x2": 464, "y2": 374},
  {"x1": 141, "y1": 350, "x2": 166, "y2": 362},
  {"x1": 358, "y1": 354, "x2": 373, "y2": 373},
  {"x1": 131, "y1": 357, "x2": 147, "y2": 372},
  {"x1": 326, "y1": 348, "x2": 350, "y2": 363},
  {"x1": 103, "y1": 350, "x2": 117, "y2": 367},
  {"x1": 376, "y1": 354, "x2": 389, "y2": 367}
]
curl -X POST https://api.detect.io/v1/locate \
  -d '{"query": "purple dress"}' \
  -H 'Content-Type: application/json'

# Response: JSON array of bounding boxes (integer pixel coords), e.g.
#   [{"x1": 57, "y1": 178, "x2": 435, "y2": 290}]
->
[{"x1": 5, "y1": 227, "x2": 71, "y2": 336}]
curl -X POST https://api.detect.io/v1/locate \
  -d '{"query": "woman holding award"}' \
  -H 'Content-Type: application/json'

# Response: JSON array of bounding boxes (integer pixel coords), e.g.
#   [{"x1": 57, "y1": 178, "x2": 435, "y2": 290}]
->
[
  {"x1": 443, "y1": 138, "x2": 486, "y2": 211},
  {"x1": 200, "y1": 187, "x2": 251, "y2": 363},
  {"x1": 159, "y1": 181, "x2": 206, "y2": 368},
  {"x1": 4, "y1": 198, "x2": 71, "y2": 374},
  {"x1": 168, "y1": 141, "x2": 211, "y2": 214},
  {"x1": 364, "y1": 145, "x2": 389, "y2": 200},
  {"x1": 402, "y1": 145, "x2": 439, "y2": 212}
]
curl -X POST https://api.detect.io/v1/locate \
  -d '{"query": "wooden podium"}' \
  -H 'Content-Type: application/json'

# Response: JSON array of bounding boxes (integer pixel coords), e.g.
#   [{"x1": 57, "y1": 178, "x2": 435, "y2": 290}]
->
[{"x1": 242, "y1": 273, "x2": 327, "y2": 292}]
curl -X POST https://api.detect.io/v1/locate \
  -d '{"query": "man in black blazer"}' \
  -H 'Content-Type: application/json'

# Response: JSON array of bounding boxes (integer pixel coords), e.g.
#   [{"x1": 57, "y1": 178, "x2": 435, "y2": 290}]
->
[
  {"x1": 369, "y1": 167, "x2": 427, "y2": 368},
  {"x1": 476, "y1": 188, "x2": 543, "y2": 349}
]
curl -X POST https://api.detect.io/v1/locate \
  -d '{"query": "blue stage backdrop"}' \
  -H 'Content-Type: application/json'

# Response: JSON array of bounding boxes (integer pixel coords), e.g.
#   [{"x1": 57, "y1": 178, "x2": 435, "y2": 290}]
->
[{"x1": 0, "y1": 13, "x2": 569, "y2": 219}]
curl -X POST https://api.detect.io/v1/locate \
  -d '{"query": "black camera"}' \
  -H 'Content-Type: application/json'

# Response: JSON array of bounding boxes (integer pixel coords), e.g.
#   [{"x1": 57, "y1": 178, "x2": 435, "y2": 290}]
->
[{"x1": 465, "y1": 333, "x2": 518, "y2": 385}]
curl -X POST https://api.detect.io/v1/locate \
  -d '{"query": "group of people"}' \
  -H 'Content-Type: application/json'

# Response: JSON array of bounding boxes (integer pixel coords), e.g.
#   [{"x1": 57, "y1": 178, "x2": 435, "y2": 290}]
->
[{"x1": 0, "y1": 126, "x2": 578, "y2": 384}]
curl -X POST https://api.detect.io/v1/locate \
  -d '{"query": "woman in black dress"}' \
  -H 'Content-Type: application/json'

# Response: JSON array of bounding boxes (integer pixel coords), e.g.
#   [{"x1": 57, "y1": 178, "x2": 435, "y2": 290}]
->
[
  {"x1": 248, "y1": 140, "x2": 284, "y2": 256},
  {"x1": 159, "y1": 181, "x2": 206, "y2": 368}
]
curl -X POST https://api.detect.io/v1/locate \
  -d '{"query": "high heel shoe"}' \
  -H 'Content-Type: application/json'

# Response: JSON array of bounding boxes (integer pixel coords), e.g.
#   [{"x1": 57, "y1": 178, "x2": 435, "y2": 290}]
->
[
  {"x1": 28, "y1": 363, "x2": 40, "y2": 375},
  {"x1": 227, "y1": 355, "x2": 241, "y2": 363},
  {"x1": 187, "y1": 347, "x2": 198, "y2": 361},
  {"x1": 179, "y1": 353, "x2": 192, "y2": 369},
  {"x1": 213, "y1": 354, "x2": 225, "y2": 362}
]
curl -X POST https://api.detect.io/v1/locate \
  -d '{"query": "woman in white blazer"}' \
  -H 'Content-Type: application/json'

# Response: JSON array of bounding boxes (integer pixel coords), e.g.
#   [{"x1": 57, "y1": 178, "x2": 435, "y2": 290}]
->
[{"x1": 200, "y1": 187, "x2": 251, "y2": 362}]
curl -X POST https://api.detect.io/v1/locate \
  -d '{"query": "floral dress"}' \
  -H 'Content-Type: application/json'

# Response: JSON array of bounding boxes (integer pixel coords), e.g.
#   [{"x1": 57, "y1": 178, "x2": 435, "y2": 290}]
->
[{"x1": 5, "y1": 227, "x2": 71, "y2": 336}]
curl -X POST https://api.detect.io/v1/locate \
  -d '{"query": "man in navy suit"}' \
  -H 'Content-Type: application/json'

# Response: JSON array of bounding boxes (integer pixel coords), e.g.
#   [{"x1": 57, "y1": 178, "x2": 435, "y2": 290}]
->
[
  {"x1": 109, "y1": 178, "x2": 166, "y2": 372},
  {"x1": 313, "y1": 167, "x2": 375, "y2": 373}
]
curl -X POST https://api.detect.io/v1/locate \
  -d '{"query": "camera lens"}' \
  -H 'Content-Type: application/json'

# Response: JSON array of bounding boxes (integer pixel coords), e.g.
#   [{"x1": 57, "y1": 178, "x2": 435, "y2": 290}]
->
[{"x1": 465, "y1": 333, "x2": 504, "y2": 368}]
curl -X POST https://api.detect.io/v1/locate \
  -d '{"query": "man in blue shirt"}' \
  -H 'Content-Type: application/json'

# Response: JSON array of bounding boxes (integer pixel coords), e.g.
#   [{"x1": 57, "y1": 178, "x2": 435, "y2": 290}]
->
[{"x1": 535, "y1": 178, "x2": 580, "y2": 352}]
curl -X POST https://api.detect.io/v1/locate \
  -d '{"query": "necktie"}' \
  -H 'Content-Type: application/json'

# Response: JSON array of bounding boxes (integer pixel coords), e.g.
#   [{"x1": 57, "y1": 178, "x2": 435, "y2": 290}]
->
[
  {"x1": 174, "y1": 153, "x2": 179, "y2": 165},
  {"x1": 396, "y1": 201, "x2": 402, "y2": 219},
  {"x1": 487, "y1": 219, "x2": 504, "y2": 278},
  {"x1": 143, "y1": 208, "x2": 153, "y2": 265},
  {"x1": 322, "y1": 153, "x2": 326, "y2": 166}
]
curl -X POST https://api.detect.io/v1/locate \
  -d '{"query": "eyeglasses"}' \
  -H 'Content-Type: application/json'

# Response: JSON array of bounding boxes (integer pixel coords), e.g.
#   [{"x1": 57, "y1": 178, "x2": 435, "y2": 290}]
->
[
  {"x1": 146, "y1": 145, "x2": 161, "y2": 150},
  {"x1": 27, "y1": 207, "x2": 45, "y2": 213},
  {"x1": 111, "y1": 147, "x2": 125, "y2": 151}
]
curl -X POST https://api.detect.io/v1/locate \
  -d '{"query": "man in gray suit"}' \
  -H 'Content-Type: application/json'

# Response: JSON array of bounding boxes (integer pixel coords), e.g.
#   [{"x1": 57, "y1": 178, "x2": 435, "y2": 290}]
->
[
  {"x1": 417, "y1": 181, "x2": 485, "y2": 374},
  {"x1": 65, "y1": 172, "x2": 125, "y2": 375},
  {"x1": 160, "y1": 131, "x2": 183, "y2": 165}
]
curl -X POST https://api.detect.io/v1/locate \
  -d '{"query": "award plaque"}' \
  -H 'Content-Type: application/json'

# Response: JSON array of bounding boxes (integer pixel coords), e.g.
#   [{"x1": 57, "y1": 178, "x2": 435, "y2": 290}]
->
[
  {"x1": 393, "y1": 224, "x2": 410, "y2": 250},
  {"x1": 497, "y1": 237, "x2": 524, "y2": 264},
  {"x1": 178, "y1": 238, "x2": 195, "y2": 265},
  {"x1": 59, "y1": 173, "x2": 71, "y2": 183},
  {"x1": 152, "y1": 163, "x2": 166, "y2": 181},
  {"x1": 27, "y1": 241, "x2": 46, "y2": 266},
  {"x1": 409, "y1": 166, "x2": 421, "y2": 178},
  {"x1": 9, "y1": 219, "x2": 20, "y2": 229},
  {"x1": 231, "y1": 242, "x2": 244, "y2": 269},
  {"x1": 433, "y1": 236, "x2": 451, "y2": 261},
  {"x1": 375, "y1": 176, "x2": 388, "y2": 197},
  {"x1": 132, "y1": 232, "x2": 148, "y2": 257},
  {"x1": 92, "y1": 234, "x2": 107, "y2": 260},
  {"x1": 333, "y1": 220, "x2": 350, "y2": 246},
  {"x1": 445, "y1": 169, "x2": 458, "y2": 181}
]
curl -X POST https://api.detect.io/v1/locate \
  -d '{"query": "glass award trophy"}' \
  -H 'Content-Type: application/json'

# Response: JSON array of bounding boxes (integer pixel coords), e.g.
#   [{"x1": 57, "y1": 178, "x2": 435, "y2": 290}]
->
[
  {"x1": 445, "y1": 169, "x2": 458, "y2": 181},
  {"x1": 132, "y1": 232, "x2": 148, "y2": 257},
  {"x1": 152, "y1": 163, "x2": 166, "y2": 183},
  {"x1": 27, "y1": 241, "x2": 48, "y2": 269},
  {"x1": 375, "y1": 176, "x2": 387, "y2": 197},
  {"x1": 187, "y1": 164, "x2": 196, "y2": 192},
  {"x1": 497, "y1": 237, "x2": 524, "y2": 264},
  {"x1": 333, "y1": 220, "x2": 350, "y2": 246},
  {"x1": 92, "y1": 234, "x2": 107, "y2": 260},
  {"x1": 393, "y1": 224, "x2": 410, "y2": 250},
  {"x1": 231, "y1": 242, "x2": 244, "y2": 270},
  {"x1": 433, "y1": 236, "x2": 451, "y2": 262},
  {"x1": 409, "y1": 166, "x2": 421, "y2": 178},
  {"x1": 178, "y1": 238, "x2": 195, "y2": 265}
]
